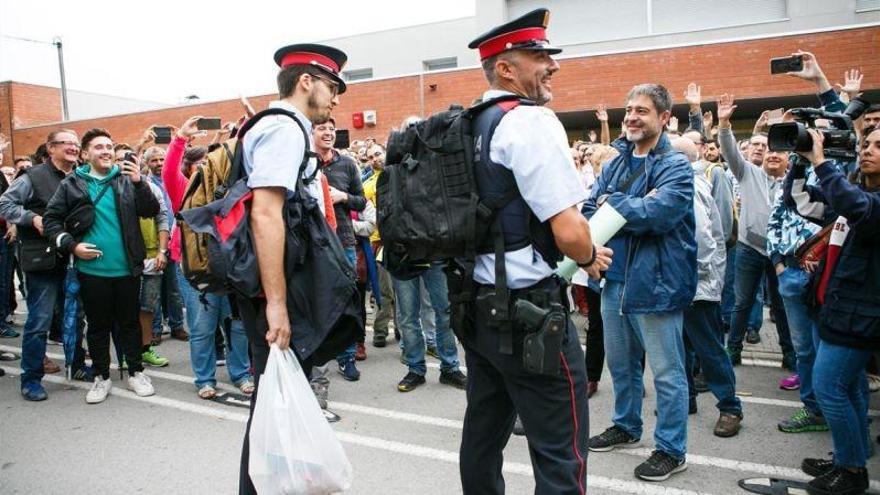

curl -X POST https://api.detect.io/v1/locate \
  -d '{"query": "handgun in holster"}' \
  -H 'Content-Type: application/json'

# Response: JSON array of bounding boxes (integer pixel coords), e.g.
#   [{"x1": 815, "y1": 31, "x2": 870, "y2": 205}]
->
[{"x1": 515, "y1": 299, "x2": 566, "y2": 376}]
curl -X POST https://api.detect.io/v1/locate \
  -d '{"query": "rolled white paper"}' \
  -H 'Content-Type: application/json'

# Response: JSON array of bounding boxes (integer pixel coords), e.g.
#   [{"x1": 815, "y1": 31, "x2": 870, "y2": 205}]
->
[{"x1": 556, "y1": 202, "x2": 628, "y2": 281}]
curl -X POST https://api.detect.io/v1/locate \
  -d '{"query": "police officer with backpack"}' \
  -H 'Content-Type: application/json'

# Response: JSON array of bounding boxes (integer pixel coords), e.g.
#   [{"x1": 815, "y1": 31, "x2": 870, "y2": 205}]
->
[
  {"x1": 233, "y1": 43, "x2": 359, "y2": 495},
  {"x1": 456, "y1": 9, "x2": 612, "y2": 494}
]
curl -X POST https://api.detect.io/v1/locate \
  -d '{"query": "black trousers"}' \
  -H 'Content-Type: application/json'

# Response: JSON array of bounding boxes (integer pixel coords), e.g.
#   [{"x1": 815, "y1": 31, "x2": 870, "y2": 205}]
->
[
  {"x1": 459, "y1": 291, "x2": 589, "y2": 495},
  {"x1": 584, "y1": 288, "x2": 605, "y2": 383},
  {"x1": 78, "y1": 273, "x2": 142, "y2": 379},
  {"x1": 237, "y1": 296, "x2": 313, "y2": 495}
]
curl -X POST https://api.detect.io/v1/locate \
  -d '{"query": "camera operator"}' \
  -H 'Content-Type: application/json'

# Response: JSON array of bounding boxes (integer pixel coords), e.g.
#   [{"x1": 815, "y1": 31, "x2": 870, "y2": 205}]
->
[
  {"x1": 785, "y1": 125, "x2": 880, "y2": 495},
  {"x1": 784, "y1": 51, "x2": 864, "y2": 176}
]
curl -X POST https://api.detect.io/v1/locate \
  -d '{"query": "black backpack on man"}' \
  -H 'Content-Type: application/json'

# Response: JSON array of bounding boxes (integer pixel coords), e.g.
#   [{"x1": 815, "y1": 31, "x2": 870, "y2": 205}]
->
[{"x1": 377, "y1": 94, "x2": 560, "y2": 336}]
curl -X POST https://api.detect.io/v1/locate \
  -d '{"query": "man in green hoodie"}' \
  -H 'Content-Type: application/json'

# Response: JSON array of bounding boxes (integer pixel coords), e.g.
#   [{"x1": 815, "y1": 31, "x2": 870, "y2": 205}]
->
[{"x1": 44, "y1": 128, "x2": 160, "y2": 404}]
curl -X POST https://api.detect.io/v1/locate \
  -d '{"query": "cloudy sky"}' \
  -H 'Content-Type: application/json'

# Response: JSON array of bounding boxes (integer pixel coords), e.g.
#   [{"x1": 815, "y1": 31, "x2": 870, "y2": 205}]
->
[{"x1": 0, "y1": 0, "x2": 475, "y2": 104}]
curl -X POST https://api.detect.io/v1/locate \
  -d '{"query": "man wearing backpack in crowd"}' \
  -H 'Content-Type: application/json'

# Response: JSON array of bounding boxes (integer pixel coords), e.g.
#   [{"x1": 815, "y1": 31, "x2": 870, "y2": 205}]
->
[
  {"x1": 235, "y1": 43, "x2": 350, "y2": 495},
  {"x1": 0, "y1": 130, "x2": 94, "y2": 401},
  {"x1": 43, "y1": 128, "x2": 160, "y2": 404},
  {"x1": 312, "y1": 115, "x2": 367, "y2": 379},
  {"x1": 162, "y1": 117, "x2": 254, "y2": 400},
  {"x1": 454, "y1": 9, "x2": 611, "y2": 494},
  {"x1": 583, "y1": 84, "x2": 696, "y2": 482}
]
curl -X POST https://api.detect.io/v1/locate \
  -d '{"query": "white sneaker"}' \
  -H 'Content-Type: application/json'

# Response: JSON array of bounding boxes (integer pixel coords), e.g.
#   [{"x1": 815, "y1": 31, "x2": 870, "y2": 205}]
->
[
  {"x1": 868, "y1": 374, "x2": 880, "y2": 393},
  {"x1": 86, "y1": 377, "x2": 112, "y2": 404},
  {"x1": 127, "y1": 371, "x2": 155, "y2": 397}
]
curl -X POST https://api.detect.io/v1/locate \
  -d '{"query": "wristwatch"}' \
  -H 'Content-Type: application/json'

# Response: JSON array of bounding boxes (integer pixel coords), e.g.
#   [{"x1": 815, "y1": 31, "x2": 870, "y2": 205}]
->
[{"x1": 577, "y1": 244, "x2": 598, "y2": 269}]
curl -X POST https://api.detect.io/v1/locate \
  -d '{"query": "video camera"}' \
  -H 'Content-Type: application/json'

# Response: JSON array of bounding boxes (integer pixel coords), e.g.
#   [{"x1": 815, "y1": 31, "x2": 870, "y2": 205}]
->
[{"x1": 768, "y1": 97, "x2": 869, "y2": 160}]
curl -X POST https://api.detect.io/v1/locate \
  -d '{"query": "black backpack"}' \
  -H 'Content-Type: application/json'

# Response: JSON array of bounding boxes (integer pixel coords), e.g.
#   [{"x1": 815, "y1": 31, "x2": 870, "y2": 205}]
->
[{"x1": 377, "y1": 95, "x2": 525, "y2": 277}]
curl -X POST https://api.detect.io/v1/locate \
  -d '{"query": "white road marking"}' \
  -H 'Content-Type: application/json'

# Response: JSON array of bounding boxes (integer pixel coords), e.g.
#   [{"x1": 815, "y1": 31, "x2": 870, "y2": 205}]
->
[
  {"x1": 4, "y1": 366, "x2": 713, "y2": 495},
  {"x1": 8, "y1": 345, "x2": 880, "y2": 492},
  {"x1": 24, "y1": 346, "x2": 880, "y2": 419}
]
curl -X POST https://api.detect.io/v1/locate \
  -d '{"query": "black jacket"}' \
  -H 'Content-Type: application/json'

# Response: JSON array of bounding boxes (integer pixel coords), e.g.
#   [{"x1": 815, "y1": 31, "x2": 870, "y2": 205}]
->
[
  {"x1": 43, "y1": 169, "x2": 160, "y2": 277},
  {"x1": 320, "y1": 151, "x2": 366, "y2": 247},
  {"x1": 795, "y1": 163, "x2": 880, "y2": 350}
]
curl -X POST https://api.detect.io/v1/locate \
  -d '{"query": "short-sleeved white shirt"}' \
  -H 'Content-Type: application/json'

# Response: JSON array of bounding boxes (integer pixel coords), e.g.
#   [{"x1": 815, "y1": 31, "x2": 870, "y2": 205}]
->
[
  {"x1": 243, "y1": 100, "x2": 324, "y2": 213},
  {"x1": 474, "y1": 90, "x2": 588, "y2": 289}
]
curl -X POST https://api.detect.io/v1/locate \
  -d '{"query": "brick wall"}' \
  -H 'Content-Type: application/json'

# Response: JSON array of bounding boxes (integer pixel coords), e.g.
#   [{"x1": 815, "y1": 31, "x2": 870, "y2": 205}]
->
[
  {"x1": 9, "y1": 26, "x2": 880, "y2": 156},
  {"x1": 0, "y1": 83, "x2": 12, "y2": 161}
]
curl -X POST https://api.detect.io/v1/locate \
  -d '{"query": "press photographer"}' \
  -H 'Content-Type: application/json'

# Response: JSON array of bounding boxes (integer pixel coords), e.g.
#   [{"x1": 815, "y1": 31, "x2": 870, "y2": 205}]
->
[{"x1": 781, "y1": 122, "x2": 880, "y2": 494}]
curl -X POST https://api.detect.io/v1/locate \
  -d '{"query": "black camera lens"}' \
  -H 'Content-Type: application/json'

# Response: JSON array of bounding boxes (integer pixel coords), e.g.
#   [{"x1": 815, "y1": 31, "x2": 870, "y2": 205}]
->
[{"x1": 768, "y1": 122, "x2": 812, "y2": 152}]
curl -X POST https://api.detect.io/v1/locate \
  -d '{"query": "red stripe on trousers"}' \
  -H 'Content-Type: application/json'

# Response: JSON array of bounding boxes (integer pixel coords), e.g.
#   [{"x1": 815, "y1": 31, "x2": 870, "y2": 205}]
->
[{"x1": 560, "y1": 353, "x2": 586, "y2": 495}]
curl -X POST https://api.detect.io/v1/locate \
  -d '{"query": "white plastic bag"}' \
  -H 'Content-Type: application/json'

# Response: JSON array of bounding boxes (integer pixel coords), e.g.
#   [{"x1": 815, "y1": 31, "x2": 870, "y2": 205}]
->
[{"x1": 249, "y1": 345, "x2": 353, "y2": 494}]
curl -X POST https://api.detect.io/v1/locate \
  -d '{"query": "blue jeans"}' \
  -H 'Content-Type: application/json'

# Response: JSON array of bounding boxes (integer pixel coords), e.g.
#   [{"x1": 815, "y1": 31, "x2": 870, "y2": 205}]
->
[
  {"x1": 336, "y1": 247, "x2": 358, "y2": 365},
  {"x1": 21, "y1": 269, "x2": 85, "y2": 385},
  {"x1": 189, "y1": 293, "x2": 251, "y2": 388},
  {"x1": 601, "y1": 280, "x2": 688, "y2": 458},
  {"x1": 721, "y1": 245, "x2": 764, "y2": 329},
  {"x1": 420, "y1": 279, "x2": 436, "y2": 347},
  {"x1": 726, "y1": 243, "x2": 792, "y2": 355},
  {"x1": 777, "y1": 266, "x2": 821, "y2": 414},
  {"x1": 684, "y1": 301, "x2": 742, "y2": 414},
  {"x1": 175, "y1": 265, "x2": 200, "y2": 332},
  {"x1": 813, "y1": 338, "x2": 871, "y2": 468},
  {"x1": 152, "y1": 261, "x2": 185, "y2": 335},
  {"x1": 391, "y1": 263, "x2": 459, "y2": 375}
]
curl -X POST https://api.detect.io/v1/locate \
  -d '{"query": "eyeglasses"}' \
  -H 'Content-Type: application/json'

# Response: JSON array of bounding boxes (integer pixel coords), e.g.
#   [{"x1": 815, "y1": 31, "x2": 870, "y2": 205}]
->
[
  {"x1": 50, "y1": 140, "x2": 80, "y2": 148},
  {"x1": 310, "y1": 73, "x2": 339, "y2": 97}
]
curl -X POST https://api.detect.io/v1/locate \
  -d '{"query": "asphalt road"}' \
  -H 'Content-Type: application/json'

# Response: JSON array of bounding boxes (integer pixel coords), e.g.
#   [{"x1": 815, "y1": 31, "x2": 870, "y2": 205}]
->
[{"x1": 2, "y1": 310, "x2": 879, "y2": 495}]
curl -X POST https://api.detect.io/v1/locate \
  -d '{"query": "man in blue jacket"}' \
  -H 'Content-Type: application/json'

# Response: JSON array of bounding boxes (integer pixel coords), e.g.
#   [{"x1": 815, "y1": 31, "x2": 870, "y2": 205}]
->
[{"x1": 583, "y1": 84, "x2": 697, "y2": 482}]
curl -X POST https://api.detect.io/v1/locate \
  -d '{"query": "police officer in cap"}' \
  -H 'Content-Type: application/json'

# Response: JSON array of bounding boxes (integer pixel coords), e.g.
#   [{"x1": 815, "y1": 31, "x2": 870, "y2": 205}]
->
[
  {"x1": 459, "y1": 8, "x2": 612, "y2": 494},
  {"x1": 237, "y1": 42, "x2": 347, "y2": 495}
]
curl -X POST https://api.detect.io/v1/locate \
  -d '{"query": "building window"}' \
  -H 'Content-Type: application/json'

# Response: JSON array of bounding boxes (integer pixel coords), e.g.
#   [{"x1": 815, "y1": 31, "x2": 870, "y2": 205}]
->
[
  {"x1": 856, "y1": 0, "x2": 880, "y2": 12},
  {"x1": 508, "y1": 0, "x2": 787, "y2": 43},
  {"x1": 343, "y1": 68, "x2": 373, "y2": 82},
  {"x1": 651, "y1": 0, "x2": 788, "y2": 35},
  {"x1": 423, "y1": 57, "x2": 458, "y2": 72}
]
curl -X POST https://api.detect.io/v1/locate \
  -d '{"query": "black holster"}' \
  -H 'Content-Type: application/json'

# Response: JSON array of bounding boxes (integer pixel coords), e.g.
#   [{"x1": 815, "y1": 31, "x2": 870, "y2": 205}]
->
[
  {"x1": 517, "y1": 300, "x2": 566, "y2": 376},
  {"x1": 473, "y1": 276, "x2": 570, "y2": 374}
]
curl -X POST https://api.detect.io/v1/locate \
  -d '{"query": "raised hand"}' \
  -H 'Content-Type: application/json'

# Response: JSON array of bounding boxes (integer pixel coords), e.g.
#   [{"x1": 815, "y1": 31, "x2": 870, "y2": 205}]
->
[
  {"x1": 684, "y1": 82, "x2": 701, "y2": 111},
  {"x1": 756, "y1": 110, "x2": 771, "y2": 128},
  {"x1": 834, "y1": 68, "x2": 863, "y2": 98},
  {"x1": 786, "y1": 51, "x2": 819, "y2": 80},
  {"x1": 717, "y1": 94, "x2": 737, "y2": 123},
  {"x1": 177, "y1": 116, "x2": 202, "y2": 140},
  {"x1": 703, "y1": 110, "x2": 714, "y2": 130},
  {"x1": 595, "y1": 103, "x2": 608, "y2": 122}
]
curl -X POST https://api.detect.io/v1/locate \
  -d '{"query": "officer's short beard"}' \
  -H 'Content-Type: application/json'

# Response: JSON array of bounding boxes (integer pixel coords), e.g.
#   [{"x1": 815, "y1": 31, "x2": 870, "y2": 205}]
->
[{"x1": 307, "y1": 89, "x2": 330, "y2": 122}]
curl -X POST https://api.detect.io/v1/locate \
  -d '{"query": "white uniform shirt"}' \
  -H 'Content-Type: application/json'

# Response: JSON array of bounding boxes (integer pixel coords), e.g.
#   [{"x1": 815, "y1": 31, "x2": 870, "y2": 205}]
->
[
  {"x1": 474, "y1": 90, "x2": 588, "y2": 289},
  {"x1": 242, "y1": 100, "x2": 325, "y2": 214}
]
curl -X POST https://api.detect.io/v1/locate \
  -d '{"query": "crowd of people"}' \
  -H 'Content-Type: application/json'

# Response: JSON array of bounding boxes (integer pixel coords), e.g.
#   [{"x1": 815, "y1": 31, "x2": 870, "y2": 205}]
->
[{"x1": 0, "y1": 8, "x2": 878, "y2": 494}]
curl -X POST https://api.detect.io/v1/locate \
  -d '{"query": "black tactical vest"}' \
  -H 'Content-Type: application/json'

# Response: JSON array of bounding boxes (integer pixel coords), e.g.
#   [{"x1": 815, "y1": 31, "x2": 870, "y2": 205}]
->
[{"x1": 472, "y1": 98, "x2": 561, "y2": 268}]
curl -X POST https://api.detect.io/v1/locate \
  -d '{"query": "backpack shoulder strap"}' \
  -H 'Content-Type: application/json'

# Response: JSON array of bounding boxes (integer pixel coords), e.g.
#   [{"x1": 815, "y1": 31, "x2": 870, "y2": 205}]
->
[
  {"x1": 226, "y1": 107, "x2": 314, "y2": 189},
  {"x1": 466, "y1": 94, "x2": 535, "y2": 117}
]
